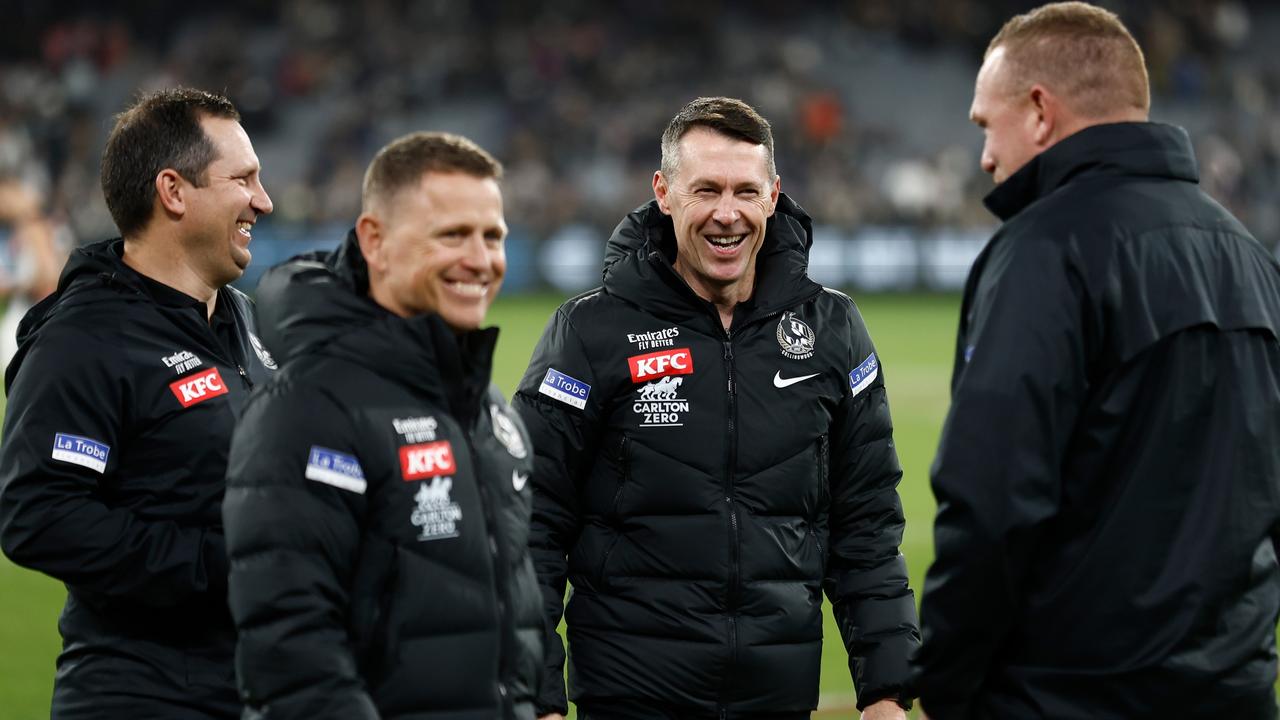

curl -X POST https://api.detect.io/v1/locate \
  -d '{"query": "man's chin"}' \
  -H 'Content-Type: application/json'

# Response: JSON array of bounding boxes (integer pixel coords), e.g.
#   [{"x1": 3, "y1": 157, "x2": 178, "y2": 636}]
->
[{"x1": 440, "y1": 309, "x2": 487, "y2": 334}]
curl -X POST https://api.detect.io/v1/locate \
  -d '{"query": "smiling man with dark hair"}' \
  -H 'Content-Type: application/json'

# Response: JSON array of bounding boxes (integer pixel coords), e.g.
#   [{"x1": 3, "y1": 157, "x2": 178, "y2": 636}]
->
[
  {"x1": 0, "y1": 87, "x2": 275, "y2": 720},
  {"x1": 516, "y1": 96, "x2": 918, "y2": 720}
]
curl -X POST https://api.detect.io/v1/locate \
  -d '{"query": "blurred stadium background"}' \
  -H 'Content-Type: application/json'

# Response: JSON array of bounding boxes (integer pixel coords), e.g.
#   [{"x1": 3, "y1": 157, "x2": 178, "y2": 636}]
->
[{"x1": 0, "y1": 0, "x2": 1278, "y2": 717}]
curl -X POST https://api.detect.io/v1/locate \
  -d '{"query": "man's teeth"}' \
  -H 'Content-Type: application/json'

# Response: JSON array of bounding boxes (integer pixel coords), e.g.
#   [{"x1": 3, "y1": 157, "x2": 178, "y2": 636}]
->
[
  {"x1": 237, "y1": 222, "x2": 253, "y2": 237},
  {"x1": 707, "y1": 235, "x2": 745, "y2": 247},
  {"x1": 448, "y1": 281, "x2": 487, "y2": 297}
]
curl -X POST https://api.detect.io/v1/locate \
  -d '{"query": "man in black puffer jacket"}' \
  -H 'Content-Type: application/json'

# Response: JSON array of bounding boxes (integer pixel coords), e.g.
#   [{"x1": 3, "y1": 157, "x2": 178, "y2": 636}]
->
[
  {"x1": 913, "y1": 4, "x2": 1280, "y2": 719},
  {"x1": 514, "y1": 97, "x2": 919, "y2": 719},
  {"x1": 223, "y1": 132, "x2": 543, "y2": 719}
]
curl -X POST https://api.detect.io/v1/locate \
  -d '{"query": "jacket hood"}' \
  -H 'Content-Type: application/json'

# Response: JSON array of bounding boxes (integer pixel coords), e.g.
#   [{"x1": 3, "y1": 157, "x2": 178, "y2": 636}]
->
[
  {"x1": 19, "y1": 238, "x2": 139, "y2": 334},
  {"x1": 254, "y1": 229, "x2": 498, "y2": 416},
  {"x1": 6, "y1": 239, "x2": 148, "y2": 387},
  {"x1": 601, "y1": 193, "x2": 822, "y2": 322},
  {"x1": 985, "y1": 122, "x2": 1198, "y2": 221}
]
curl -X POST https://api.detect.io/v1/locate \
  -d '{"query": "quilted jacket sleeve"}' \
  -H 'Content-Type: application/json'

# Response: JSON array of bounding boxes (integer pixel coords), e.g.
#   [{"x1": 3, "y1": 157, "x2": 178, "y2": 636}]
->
[
  {"x1": 511, "y1": 306, "x2": 605, "y2": 716},
  {"x1": 824, "y1": 296, "x2": 921, "y2": 709},
  {"x1": 223, "y1": 383, "x2": 380, "y2": 720}
]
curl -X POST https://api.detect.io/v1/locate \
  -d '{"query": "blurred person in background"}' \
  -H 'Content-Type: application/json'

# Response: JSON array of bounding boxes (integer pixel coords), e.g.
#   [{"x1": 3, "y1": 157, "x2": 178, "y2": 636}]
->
[
  {"x1": 223, "y1": 131, "x2": 543, "y2": 719},
  {"x1": 515, "y1": 96, "x2": 918, "y2": 720},
  {"x1": 0, "y1": 177, "x2": 67, "y2": 367},
  {"x1": 914, "y1": 3, "x2": 1280, "y2": 718},
  {"x1": 0, "y1": 87, "x2": 275, "y2": 720}
]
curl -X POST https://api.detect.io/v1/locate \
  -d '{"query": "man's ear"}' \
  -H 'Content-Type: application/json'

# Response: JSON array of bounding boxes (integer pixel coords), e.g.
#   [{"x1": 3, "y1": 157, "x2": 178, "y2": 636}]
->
[
  {"x1": 652, "y1": 171, "x2": 672, "y2": 216},
  {"x1": 1028, "y1": 84, "x2": 1058, "y2": 147},
  {"x1": 767, "y1": 175, "x2": 780, "y2": 217},
  {"x1": 355, "y1": 213, "x2": 385, "y2": 273},
  {"x1": 154, "y1": 169, "x2": 186, "y2": 218}
]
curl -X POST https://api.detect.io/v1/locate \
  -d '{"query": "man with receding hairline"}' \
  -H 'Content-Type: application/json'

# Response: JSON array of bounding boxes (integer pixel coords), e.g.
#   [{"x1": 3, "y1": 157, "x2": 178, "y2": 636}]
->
[
  {"x1": 914, "y1": 3, "x2": 1280, "y2": 718},
  {"x1": 223, "y1": 131, "x2": 543, "y2": 720}
]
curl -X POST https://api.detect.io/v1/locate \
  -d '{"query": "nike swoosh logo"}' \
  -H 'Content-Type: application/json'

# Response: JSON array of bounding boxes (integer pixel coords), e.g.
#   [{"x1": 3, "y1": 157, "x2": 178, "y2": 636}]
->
[
  {"x1": 773, "y1": 371, "x2": 821, "y2": 388},
  {"x1": 512, "y1": 470, "x2": 529, "y2": 492}
]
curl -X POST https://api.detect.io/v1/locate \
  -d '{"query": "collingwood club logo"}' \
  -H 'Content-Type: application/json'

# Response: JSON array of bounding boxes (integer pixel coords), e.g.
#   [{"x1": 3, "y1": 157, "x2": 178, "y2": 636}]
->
[
  {"x1": 633, "y1": 376, "x2": 689, "y2": 427},
  {"x1": 776, "y1": 312, "x2": 816, "y2": 360},
  {"x1": 411, "y1": 477, "x2": 463, "y2": 541},
  {"x1": 490, "y1": 404, "x2": 528, "y2": 459},
  {"x1": 249, "y1": 333, "x2": 278, "y2": 370}
]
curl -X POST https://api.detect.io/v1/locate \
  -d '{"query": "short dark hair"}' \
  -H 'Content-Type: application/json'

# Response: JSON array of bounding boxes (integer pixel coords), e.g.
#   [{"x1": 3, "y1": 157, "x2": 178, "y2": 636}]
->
[
  {"x1": 362, "y1": 131, "x2": 503, "y2": 214},
  {"x1": 100, "y1": 87, "x2": 240, "y2": 237},
  {"x1": 660, "y1": 97, "x2": 776, "y2": 180},
  {"x1": 988, "y1": 1, "x2": 1149, "y2": 118}
]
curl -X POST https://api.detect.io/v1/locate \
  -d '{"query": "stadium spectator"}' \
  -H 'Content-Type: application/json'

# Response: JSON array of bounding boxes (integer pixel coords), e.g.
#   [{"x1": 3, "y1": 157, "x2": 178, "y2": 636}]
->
[
  {"x1": 0, "y1": 177, "x2": 68, "y2": 367},
  {"x1": 0, "y1": 87, "x2": 275, "y2": 719},
  {"x1": 514, "y1": 97, "x2": 918, "y2": 719},
  {"x1": 2, "y1": 2, "x2": 1276, "y2": 284},
  {"x1": 913, "y1": 3, "x2": 1280, "y2": 717},
  {"x1": 222, "y1": 132, "x2": 544, "y2": 719}
]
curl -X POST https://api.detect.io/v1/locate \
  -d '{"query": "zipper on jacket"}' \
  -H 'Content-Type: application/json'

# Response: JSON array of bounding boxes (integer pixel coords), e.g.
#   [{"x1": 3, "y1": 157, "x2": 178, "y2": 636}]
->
[
  {"x1": 466, "y1": 432, "x2": 514, "y2": 719},
  {"x1": 236, "y1": 363, "x2": 253, "y2": 389},
  {"x1": 721, "y1": 337, "x2": 741, "y2": 708},
  {"x1": 813, "y1": 434, "x2": 829, "y2": 562}
]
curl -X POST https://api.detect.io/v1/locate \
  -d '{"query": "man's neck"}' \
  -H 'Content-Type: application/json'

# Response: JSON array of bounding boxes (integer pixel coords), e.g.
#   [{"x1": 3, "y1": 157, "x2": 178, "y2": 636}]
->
[
  {"x1": 122, "y1": 233, "x2": 218, "y2": 320},
  {"x1": 674, "y1": 262, "x2": 754, "y2": 332}
]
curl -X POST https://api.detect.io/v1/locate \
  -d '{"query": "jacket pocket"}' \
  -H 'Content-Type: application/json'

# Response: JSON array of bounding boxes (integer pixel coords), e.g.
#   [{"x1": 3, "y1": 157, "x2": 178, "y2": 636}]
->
[
  {"x1": 812, "y1": 434, "x2": 830, "y2": 565},
  {"x1": 349, "y1": 536, "x2": 400, "y2": 681},
  {"x1": 596, "y1": 435, "x2": 630, "y2": 590},
  {"x1": 608, "y1": 433, "x2": 632, "y2": 517}
]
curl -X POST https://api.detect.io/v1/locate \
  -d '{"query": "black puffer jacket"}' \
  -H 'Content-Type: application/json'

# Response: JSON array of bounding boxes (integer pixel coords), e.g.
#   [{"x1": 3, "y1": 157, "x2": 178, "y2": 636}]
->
[
  {"x1": 915, "y1": 122, "x2": 1280, "y2": 719},
  {"x1": 513, "y1": 196, "x2": 919, "y2": 717},
  {"x1": 0, "y1": 239, "x2": 272, "y2": 718},
  {"x1": 223, "y1": 232, "x2": 544, "y2": 720}
]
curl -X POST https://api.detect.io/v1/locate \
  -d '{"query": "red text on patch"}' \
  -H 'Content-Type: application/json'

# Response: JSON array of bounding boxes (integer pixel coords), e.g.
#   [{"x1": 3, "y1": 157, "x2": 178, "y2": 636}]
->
[
  {"x1": 628, "y1": 347, "x2": 694, "y2": 383},
  {"x1": 169, "y1": 367, "x2": 228, "y2": 408},
  {"x1": 400, "y1": 441, "x2": 457, "y2": 481}
]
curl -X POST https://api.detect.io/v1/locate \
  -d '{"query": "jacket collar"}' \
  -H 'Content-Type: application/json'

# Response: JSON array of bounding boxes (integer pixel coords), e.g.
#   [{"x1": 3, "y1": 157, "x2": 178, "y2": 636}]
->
[{"x1": 984, "y1": 122, "x2": 1199, "y2": 221}]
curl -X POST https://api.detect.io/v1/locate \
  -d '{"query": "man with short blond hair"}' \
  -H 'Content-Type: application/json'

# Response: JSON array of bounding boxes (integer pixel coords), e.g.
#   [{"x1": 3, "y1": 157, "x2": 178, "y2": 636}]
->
[
  {"x1": 914, "y1": 3, "x2": 1280, "y2": 718},
  {"x1": 223, "y1": 131, "x2": 543, "y2": 720}
]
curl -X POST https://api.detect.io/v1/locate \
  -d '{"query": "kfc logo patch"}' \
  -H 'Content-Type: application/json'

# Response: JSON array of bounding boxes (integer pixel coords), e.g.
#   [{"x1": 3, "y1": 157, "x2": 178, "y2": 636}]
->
[
  {"x1": 628, "y1": 347, "x2": 694, "y2": 383},
  {"x1": 400, "y1": 441, "x2": 457, "y2": 481},
  {"x1": 169, "y1": 367, "x2": 228, "y2": 408}
]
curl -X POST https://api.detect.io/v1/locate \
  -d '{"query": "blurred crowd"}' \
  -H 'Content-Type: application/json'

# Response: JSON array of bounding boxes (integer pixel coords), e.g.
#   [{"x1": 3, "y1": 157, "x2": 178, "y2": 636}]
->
[{"x1": 0, "y1": 0, "x2": 1276, "y2": 291}]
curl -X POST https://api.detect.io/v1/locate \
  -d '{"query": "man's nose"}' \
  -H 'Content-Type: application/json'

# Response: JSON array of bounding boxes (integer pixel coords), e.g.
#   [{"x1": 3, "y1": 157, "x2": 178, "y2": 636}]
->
[{"x1": 711, "y1": 192, "x2": 741, "y2": 225}]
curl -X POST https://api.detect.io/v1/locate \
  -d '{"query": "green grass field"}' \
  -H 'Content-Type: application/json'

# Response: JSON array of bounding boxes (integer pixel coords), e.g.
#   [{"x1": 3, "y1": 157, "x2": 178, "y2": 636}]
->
[{"x1": 0, "y1": 293, "x2": 958, "y2": 717}]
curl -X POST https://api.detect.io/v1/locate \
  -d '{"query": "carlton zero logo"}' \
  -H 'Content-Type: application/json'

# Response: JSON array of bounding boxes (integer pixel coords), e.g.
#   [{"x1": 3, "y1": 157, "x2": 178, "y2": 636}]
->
[
  {"x1": 169, "y1": 367, "x2": 228, "y2": 408},
  {"x1": 400, "y1": 440, "x2": 457, "y2": 481},
  {"x1": 627, "y1": 347, "x2": 693, "y2": 383}
]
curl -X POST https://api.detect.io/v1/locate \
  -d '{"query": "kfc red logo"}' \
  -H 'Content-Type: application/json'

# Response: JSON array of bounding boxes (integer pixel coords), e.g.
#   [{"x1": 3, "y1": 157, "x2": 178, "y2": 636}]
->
[
  {"x1": 400, "y1": 441, "x2": 457, "y2": 481},
  {"x1": 169, "y1": 367, "x2": 228, "y2": 408},
  {"x1": 628, "y1": 347, "x2": 694, "y2": 383}
]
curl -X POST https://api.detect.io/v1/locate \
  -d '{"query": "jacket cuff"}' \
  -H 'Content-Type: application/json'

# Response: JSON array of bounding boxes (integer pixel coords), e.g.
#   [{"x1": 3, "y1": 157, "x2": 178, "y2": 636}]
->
[{"x1": 857, "y1": 686, "x2": 913, "y2": 711}]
